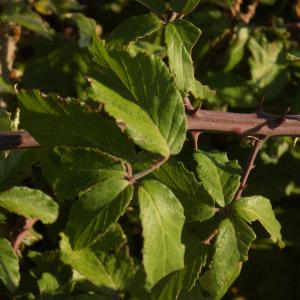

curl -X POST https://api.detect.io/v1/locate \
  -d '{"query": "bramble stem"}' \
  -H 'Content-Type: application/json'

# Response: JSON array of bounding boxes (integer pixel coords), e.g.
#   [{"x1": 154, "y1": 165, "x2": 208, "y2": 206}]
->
[
  {"x1": 12, "y1": 218, "x2": 38, "y2": 255},
  {"x1": 233, "y1": 138, "x2": 265, "y2": 200}
]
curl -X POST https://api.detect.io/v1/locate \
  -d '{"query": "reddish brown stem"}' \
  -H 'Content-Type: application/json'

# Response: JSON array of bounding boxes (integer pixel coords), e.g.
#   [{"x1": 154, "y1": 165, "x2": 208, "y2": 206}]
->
[
  {"x1": 12, "y1": 218, "x2": 38, "y2": 254},
  {"x1": 233, "y1": 138, "x2": 265, "y2": 200},
  {"x1": 1, "y1": 110, "x2": 300, "y2": 151}
]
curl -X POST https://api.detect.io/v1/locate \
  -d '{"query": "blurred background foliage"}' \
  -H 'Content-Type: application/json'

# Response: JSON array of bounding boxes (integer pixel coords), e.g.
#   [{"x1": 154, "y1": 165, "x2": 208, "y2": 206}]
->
[{"x1": 1, "y1": 0, "x2": 300, "y2": 299}]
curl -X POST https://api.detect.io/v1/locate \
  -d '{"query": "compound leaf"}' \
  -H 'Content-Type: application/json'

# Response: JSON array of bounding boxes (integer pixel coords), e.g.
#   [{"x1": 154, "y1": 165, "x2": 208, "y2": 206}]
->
[
  {"x1": 89, "y1": 38, "x2": 186, "y2": 157},
  {"x1": 138, "y1": 180, "x2": 185, "y2": 287}
]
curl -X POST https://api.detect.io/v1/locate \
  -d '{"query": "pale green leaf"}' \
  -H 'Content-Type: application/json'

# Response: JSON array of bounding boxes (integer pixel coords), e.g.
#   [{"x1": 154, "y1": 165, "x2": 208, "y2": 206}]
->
[
  {"x1": 134, "y1": 153, "x2": 215, "y2": 222},
  {"x1": 136, "y1": 0, "x2": 166, "y2": 12},
  {"x1": 37, "y1": 272, "x2": 60, "y2": 295},
  {"x1": 18, "y1": 90, "x2": 135, "y2": 161},
  {"x1": 199, "y1": 218, "x2": 256, "y2": 299},
  {"x1": 60, "y1": 234, "x2": 135, "y2": 290},
  {"x1": 66, "y1": 178, "x2": 133, "y2": 249},
  {"x1": 233, "y1": 196, "x2": 284, "y2": 247},
  {"x1": 108, "y1": 14, "x2": 162, "y2": 47},
  {"x1": 248, "y1": 34, "x2": 288, "y2": 98},
  {"x1": 42, "y1": 147, "x2": 125, "y2": 199},
  {"x1": 0, "y1": 238, "x2": 19, "y2": 291},
  {"x1": 171, "y1": 0, "x2": 201, "y2": 14},
  {"x1": 194, "y1": 151, "x2": 241, "y2": 207},
  {"x1": 138, "y1": 180, "x2": 185, "y2": 287},
  {"x1": 165, "y1": 20, "x2": 215, "y2": 99},
  {"x1": 0, "y1": 187, "x2": 58, "y2": 224},
  {"x1": 68, "y1": 13, "x2": 97, "y2": 47},
  {"x1": 224, "y1": 27, "x2": 249, "y2": 72},
  {"x1": 89, "y1": 38, "x2": 186, "y2": 157}
]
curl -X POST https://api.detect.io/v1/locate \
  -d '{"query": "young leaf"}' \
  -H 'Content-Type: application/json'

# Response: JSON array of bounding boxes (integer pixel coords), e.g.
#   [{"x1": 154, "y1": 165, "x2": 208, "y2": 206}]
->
[
  {"x1": 232, "y1": 196, "x2": 284, "y2": 247},
  {"x1": 18, "y1": 90, "x2": 135, "y2": 161},
  {"x1": 108, "y1": 14, "x2": 162, "y2": 47},
  {"x1": 42, "y1": 147, "x2": 126, "y2": 199},
  {"x1": 89, "y1": 38, "x2": 186, "y2": 157},
  {"x1": 138, "y1": 180, "x2": 185, "y2": 287},
  {"x1": 66, "y1": 178, "x2": 133, "y2": 249},
  {"x1": 68, "y1": 13, "x2": 98, "y2": 48},
  {"x1": 136, "y1": 0, "x2": 166, "y2": 12},
  {"x1": 165, "y1": 20, "x2": 214, "y2": 99},
  {"x1": 199, "y1": 218, "x2": 256, "y2": 299},
  {"x1": 0, "y1": 187, "x2": 58, "y2": 224},
  {"x1": 135, "y1": 153, "x2": 215, "y2": 222},
  {"x1": 194, "y1": 151, "x2": 241, "y2": 207},
  {"x1": 170, "y1": 0, "x2": 201, "y2": 14},
  {"x1": 0, "y1": 238, "x2": 20, "y2": 292},
  {"x1": 60, "y1": 234, "x2": 135, "y2": 290}
]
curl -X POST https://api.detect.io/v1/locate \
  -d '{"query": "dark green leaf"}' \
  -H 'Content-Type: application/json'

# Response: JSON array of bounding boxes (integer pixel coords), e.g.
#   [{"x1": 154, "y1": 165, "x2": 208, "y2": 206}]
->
[
  {"x1": 0, "y1": 187, "x2": 58, "y2": 223},
  {"x1": 42, "y1": 147, "x2": 125, "y2": 199},
  {"x1": 89, "y1": 38, "x2": 186, "y2": 157},
  {"x1": 170, "y1": 0, "x2": 201, "y2": 14},
  {"x1": 0, "y1": 238, "x2": 19, "y2": 291},
  {"x1": 66, "y1": 178, "x2": 133, "y2": 249},
  {"x1": 108, "y1": 14, "x2": 162, "y2": 47},
  {"x1": 194, "y1": 151, "x2": 241, "y2": 207},
  {"x1": 60, "y1": 234, "x2": 135, "y2": 290},
  {"x1": 233, "y1": 196, "x2": 284, "y2": 247},
  {"x1": 138, "y1": 180, "x2": 185, "y2": 287},
  {"x1": 18, "y1": 90, "x2": 135, "y2": 161}
]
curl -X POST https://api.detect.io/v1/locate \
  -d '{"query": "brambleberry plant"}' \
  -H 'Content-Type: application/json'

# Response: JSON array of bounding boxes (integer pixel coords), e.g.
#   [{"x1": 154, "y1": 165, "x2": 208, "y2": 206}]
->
[{"x1": 1, "y1": 0, "x2": 300, "y2": 299}]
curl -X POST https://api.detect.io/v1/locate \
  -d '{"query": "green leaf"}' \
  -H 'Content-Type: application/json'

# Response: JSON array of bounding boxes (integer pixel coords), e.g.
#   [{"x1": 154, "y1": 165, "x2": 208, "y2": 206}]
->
[
  {"x1": 42, "y1": 147, "x2": 125, "y2": 199},
  {"x1": 60, "y1": 234, "x2": 135, "y2": 290},
  {"x1": 138, "y1": 180, "x2": 185, "y2": 287},
  {"x1": 18, "y1": 90, "x2": 135, "y2": 161},
  {"x1": 0, "y1": 150, "x2": 40, "y2": 191},
  {"x1": 66, "y1": 178, "x2": 133, "y2": 249},
  {"x1": 136, "y1": 0, "x2": 166, "y2": 12},
  {"x1": 0, "y1": 110, "x2": 12, "y2": 132},
  {"x1": 224, "y1": 27, "x2": 249, "y2": 72},
  {"x1": 0, "y1": 187, "x2": 58, "y2": 224},
  {"x1": 0, "y1": 238, "x2": 19, "y2": 291},
  {"x1": 37, "y1": 272, "x2": 60, "y2": 295},
  {"x1": 1, "y1": 5, "x2": 51, "y2": 38},
  {"x1": 170, "y1": 0, "x2": 201, "y2": 14},
  {"x1": 134, "y1": 153, "x2": 215, "y2": 222},
  {"x1": 233, "y1": 196, "x2": 284, "y2": 247},
  {"x1": 194, "y1": 151, "x2": 241, "y2": 207},
  {"x1": 89, "y1": 38, "x2": 186, "y2": 157},
  {"x1": 165, "y1": 20, "x2": 215, "y2": 99},
  {"x1": 108, "y1": 14, "x2": 162, "y2": 47},
  {"x1": 199, "y1": 218, "x2": 256, "y2": 299},
  {"x1": 248, "y1": 34, "x2": 288, "y2": 98},
  {"x1": 68, "y1": 13, "x2": 98, "y2": 47}
]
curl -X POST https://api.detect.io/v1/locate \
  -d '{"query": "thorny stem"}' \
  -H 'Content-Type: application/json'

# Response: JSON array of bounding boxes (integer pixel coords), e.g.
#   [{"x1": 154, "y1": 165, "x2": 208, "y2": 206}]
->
[
  {"x1": 129, "y1": 157, "x2": 169, "y2": 183},
  {"x1": 12, "y1": 218, "x2": 38, "y2": 255},
  {"x1": 233, "y1": 138, "x2": 266, "y2": 200}
]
